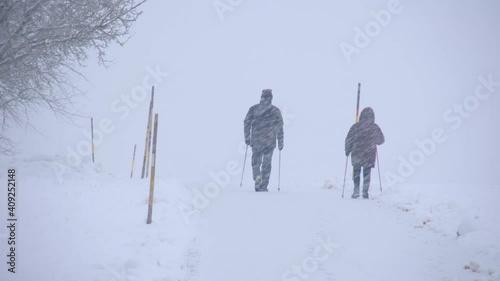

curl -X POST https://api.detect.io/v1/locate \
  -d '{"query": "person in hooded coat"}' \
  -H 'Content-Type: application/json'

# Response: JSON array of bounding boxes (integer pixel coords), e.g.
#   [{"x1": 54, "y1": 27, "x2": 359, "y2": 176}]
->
[
  {"x1": 244, "y1": 89, "x2": 284, "y2": 192},
  {"x1": 345, "y1": 107, "x2": 385, "y2": 199}
]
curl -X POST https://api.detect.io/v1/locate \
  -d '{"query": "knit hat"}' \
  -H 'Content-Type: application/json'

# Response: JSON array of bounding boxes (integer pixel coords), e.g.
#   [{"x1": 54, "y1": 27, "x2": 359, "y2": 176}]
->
[{"x1": 261, "y1": 89, "x2": 273, "y2": 101}]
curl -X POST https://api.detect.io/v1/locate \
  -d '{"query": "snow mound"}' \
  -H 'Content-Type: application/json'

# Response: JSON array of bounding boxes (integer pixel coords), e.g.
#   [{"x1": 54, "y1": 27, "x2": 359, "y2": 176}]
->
[{"x1": 377, "y1": 184, "x2": 500, "y2": 281}]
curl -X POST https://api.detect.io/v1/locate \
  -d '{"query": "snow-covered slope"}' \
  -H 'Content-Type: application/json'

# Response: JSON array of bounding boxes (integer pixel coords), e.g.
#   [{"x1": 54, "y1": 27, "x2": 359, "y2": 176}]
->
[
  {"x1": 0, "y1": 156, "x2": 199, "y2": 281},
  {"x1": 0, "y1": 156, "x2": 498, "y2": 281},
  {"x1": 196, "y1": 183, "x2": 500, "y2": 281}
]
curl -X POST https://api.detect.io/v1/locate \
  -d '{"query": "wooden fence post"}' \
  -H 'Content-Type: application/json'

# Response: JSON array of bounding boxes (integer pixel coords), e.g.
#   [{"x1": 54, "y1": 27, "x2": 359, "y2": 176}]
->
[{"x1": 147, "y1": 114, "x2": 159, "y2": 224}]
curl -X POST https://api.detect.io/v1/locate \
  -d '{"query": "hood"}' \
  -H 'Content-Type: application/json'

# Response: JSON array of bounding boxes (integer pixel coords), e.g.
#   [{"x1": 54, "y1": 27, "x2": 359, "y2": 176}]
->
[{"x1": 359, "y1": 107, "x2": 375, "y2": 123}]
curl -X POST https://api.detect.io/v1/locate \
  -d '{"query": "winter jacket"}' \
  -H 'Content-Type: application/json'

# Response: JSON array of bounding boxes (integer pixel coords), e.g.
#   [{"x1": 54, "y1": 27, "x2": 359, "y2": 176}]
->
[
  {"x1": 244, "y1": 103, "x2": 284, "y2": 150},
  {"x1": 345, "y1": 107, "x2": 385, "y2": 168}
]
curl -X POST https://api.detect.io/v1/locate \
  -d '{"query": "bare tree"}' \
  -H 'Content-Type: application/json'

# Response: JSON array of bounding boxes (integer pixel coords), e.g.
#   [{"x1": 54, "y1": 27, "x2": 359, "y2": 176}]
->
[{"x1": 0, "y1": 0, "x2": 147, "y2": 153}]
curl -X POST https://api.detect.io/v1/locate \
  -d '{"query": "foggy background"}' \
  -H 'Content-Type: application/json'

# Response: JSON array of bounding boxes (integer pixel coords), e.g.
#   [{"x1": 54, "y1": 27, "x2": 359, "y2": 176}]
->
[{"x1": 8, "y1": 0, "x2": 500, "y2": 186}]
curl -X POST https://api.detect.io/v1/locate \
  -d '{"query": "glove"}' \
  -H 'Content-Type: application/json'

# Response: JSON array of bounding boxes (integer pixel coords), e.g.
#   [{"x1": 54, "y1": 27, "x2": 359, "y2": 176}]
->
[
  {"x1": 245, "y1": 138, "x2": 251, "y2": 146},
  {"x1": 345, "y1": 151, "x2": 350, "y2": 157},
  {"x1": 278, "y1": 142, "x2": 284, "y2": 151}
]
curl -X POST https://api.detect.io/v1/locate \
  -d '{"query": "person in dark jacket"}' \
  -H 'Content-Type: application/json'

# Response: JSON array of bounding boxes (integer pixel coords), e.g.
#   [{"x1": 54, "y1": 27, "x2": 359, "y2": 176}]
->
[
  {"x1": 244, "y1": 89, "x2": 284, "y2": 192},
  {"x1": 345, "y1": 107, "x2": 384, "y2": 199}
]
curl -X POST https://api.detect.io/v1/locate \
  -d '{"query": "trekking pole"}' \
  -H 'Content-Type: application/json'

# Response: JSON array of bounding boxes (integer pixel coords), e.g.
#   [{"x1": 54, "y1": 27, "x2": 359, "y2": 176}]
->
[
  {"x1": 352, "y1": 83, "x2": 361, "y2": 180},
  {"x1": 376, "y1": 147, "x2": 382, "y2": 192},
  {"x1": 130, "y1": 144, "x2": 137, "y2": 178},
  {"x1": 278, "y1": 150, "x2": 282, "y2": 192},
  {"x1": 240, "y1": 145, "x2": 249, "y2": 187},
  {"x1": 341, "y1": 156, "x2": 348, "y2": 198},
  {"x1": 91, "y1": 118, "x2": 95, "y2": 163}
]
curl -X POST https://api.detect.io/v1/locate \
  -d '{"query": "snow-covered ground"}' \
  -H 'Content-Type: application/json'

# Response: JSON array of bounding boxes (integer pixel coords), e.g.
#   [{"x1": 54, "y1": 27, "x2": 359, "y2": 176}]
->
[
  {"x1": 0, "y1": 156, "x2": 499, "y2": 281},
  {"x1": 0, "y1": 156, "x2": 199, "y2": 281}
]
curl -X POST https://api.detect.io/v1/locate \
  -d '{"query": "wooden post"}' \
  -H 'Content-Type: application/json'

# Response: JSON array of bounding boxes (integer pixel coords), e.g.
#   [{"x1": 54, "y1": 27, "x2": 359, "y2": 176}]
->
[
  {"x1": 145, "y1": 87, "x2": 155, "y2": 177},
  {"x1": 141, "y1": 86, "x2": 155, "y2": 178},
  {"x1": 91, "y1": 118, "x2": 95, "y2": 163},
  {"x1": 130, "y1": 144, "x2": 137, "y2": 178},
  {"x1": 147, "y1": 114, "x2": 159, "y2": 224},
  {"x1": 141, "y1": 115, "x2": 152, "y2": 178}
]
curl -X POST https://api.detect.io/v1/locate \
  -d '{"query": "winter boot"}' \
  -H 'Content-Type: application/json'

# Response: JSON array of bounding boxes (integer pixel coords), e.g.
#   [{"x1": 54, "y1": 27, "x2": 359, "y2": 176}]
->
[
  {"x1": 362, "y1": 192, "x2": 369, "y2": 199},
  {"x1": 255, "y1": 176, "x2": 262, "y2": 192},
  {"x1": 351, "y1": 187, "x2": 360, "y2": 199}
]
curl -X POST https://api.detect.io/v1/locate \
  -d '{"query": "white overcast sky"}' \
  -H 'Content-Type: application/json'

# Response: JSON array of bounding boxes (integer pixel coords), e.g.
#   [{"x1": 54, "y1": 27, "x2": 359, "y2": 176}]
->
[{"x1": 11, "y1": 0, "x2": 500, "y2": 186}]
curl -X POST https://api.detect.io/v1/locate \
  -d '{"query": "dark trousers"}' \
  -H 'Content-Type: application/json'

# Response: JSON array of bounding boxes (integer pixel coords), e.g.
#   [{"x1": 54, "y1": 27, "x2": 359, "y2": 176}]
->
[
  {"x1": 353, "y1": 166, "x2": 371, "y2": 195},
  {"x1": 251, "y1": 147, "x2": 274, "y2": 191}
]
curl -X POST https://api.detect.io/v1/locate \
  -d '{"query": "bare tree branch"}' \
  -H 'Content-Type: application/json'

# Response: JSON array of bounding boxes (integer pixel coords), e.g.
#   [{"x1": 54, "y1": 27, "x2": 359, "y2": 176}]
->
[{"x1": 0, "y1": 0, "x2": 148, "y2": 154}]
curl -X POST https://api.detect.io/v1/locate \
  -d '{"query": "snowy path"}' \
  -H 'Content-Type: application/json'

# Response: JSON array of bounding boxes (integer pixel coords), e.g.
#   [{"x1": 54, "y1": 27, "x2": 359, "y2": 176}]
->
[
  {"x1": 1, "y1": 158, "x2": 498, "y2": 281},
  {"x1": 196, "y1": 188, "x2": 464, "y2": 281}
]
